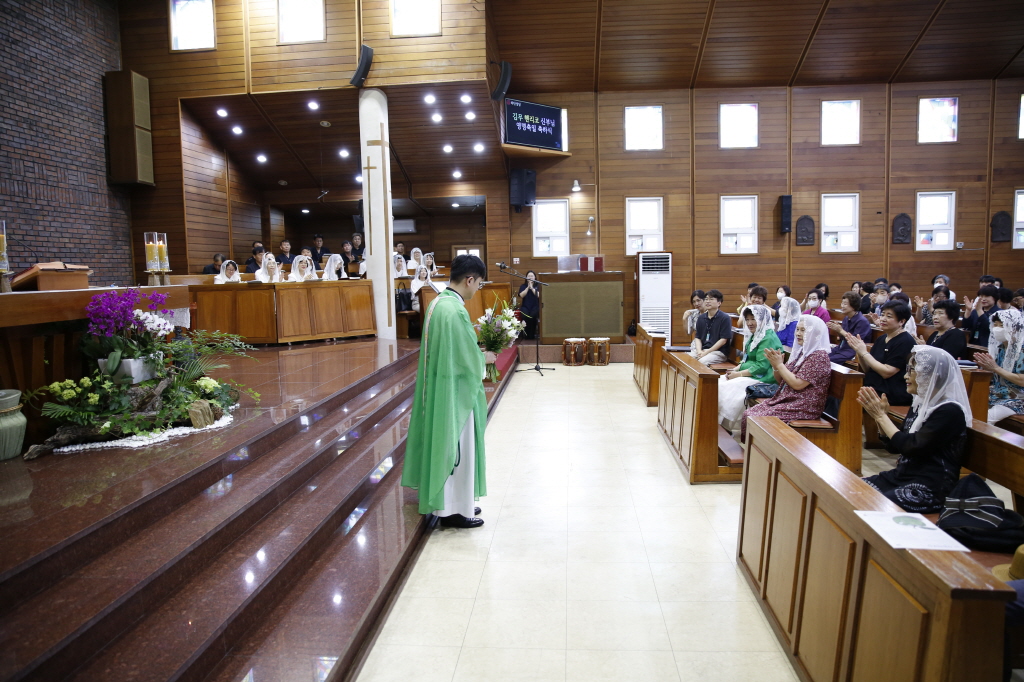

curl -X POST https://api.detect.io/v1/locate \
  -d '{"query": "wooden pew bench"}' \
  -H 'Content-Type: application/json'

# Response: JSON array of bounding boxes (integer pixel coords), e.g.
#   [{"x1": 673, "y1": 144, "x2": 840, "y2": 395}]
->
[
  {"x1": 997, "y1": 414, "x2": 1024, "y2": 437},
  {"x1": 633, "y1": 324, "x2": 667, "y2": 406},
  {"x1": 739, "y1": 416, "x2": 1014, "y2": 682},
  {"x1": 708, "y1": 327, "x2": 744, "y2": 373}
]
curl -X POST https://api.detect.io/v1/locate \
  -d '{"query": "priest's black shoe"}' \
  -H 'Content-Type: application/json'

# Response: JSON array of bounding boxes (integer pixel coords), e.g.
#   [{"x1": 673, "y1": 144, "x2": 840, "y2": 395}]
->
[
  {"x1": 475, "y1": 507, "x2": 482, "y2": 515},
  {"x1": 439, "y1": 514, "x2": 484, "y2": 528}
]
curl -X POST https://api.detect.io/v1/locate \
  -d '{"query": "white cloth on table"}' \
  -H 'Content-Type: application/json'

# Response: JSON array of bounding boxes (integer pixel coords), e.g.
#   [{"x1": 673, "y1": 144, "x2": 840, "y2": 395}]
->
[
  {"x1": 689, "y1": 348, "x2": 726, "y2": 366},
  {"x1": 719, "y1": 375, "x2": 759, "y2": 429},
  {"x1": 433, "y1": 410, "x2": 477, "y2": 519},
  {"x1": 988, "y1": 404, "x2": 1017, "y2": 424},
  {"x1": 163, "y1": 308, "x2": 191, "y2": 329}
]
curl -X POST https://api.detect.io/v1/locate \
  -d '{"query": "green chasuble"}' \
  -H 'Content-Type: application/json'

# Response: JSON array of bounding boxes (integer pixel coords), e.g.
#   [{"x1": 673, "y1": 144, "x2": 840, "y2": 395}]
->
[{"x1": 402, "y1": 289, "x2": 488, "y2": 514}]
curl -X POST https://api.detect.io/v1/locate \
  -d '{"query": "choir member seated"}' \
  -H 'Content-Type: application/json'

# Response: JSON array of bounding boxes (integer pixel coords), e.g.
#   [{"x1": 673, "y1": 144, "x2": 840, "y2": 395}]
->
[
  {"x1": 322, "y1": 254, "x2": 347, "y2": 281},
  {"x1": 288, "y1": 255, "x2": 319, "y2": 282},
  {"x1": 255, "y1": 253, "x2": 283, "y2": 283},
  {"x1": 214, "y1": 259, "x2": 240, "y2": 284},
  {"x1": 202, "y1": 253, "x2": 224, "y2": 275}
]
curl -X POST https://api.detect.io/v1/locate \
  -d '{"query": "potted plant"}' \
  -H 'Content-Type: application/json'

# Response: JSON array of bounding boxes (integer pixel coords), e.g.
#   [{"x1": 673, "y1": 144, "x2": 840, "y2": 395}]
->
[{"x1": 82, "y1": 289, "x2": 173, "y2": 384}]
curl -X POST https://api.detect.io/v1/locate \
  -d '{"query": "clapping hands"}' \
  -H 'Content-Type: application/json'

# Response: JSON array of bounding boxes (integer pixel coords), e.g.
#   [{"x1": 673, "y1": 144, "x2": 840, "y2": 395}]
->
[
  {"x1": 974, "y1": 352, "x2": 997, "y2": 372},
  {"x1": 857, "y1": 386, "x2": 890, "y2": 420},
  {"x1": 843, "y1": 331, "x2": 867, "y2": 355},
  {"x1": 764, "y1": 348, "x2": 785, "y2": 369}
]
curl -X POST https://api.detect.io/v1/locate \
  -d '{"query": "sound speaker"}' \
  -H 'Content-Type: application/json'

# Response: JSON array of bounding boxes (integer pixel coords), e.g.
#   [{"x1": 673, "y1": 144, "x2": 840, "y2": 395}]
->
[
  {"x1": 353, "y1": 215, "x2": 364, "y2": 232},
  {"x1": 779, "y1": 195, "x2": 792, "y2": 234},
  {"x1": 491, "y1": 61, "x2": 512, "y2": 101},
  {"x1": 105, "y1": 70, "x2": 154, "y2": 185},
  {"x1": 350, "y1": 45, "x2": 374, "y2": 88},
  {"x1": 510, "y1": 168, "x2": 536, "y2": 207}
]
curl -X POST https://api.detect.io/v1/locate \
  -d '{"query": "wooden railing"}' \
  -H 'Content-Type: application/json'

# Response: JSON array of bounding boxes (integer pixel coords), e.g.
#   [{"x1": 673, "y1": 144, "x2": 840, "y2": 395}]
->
[{"x1": 634, "y1": 324, "x2": 667, "y2": 407}]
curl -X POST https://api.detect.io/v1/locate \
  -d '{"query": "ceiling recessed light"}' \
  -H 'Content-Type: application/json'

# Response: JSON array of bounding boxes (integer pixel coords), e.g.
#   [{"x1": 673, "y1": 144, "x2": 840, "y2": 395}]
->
[
  {"x1": 257, "y1": 154, "x2": 267, "y2": 163},
  {"x1": 424, "y1": 94, "x2": 436, "y2": 104},
  {"x1": 232, "y1": 126, "x2": 243, "y2": 135},
  {"x1": 465, "y1": 112, "x2": 476, "y2": 120},
  {"x1": 452, "y1": 170, "x2": 462, "y2": 179},
  {"x1": 278, "y1": 180, "x2": 288, "y2": 186},
  {"x1": 339, "y1": 149, "x2": 349, "y2": 158},
  {"x1": 308, "y1": 101, "x2": 319, "y2": 110},
  {"x1": 355, "y1": 175, "x2": 363, "y2": 183},
  {"x1": 301, "y1": 208, "x2": 310, "y2": 214},
  {"x1": 460, "y1": 94, "x2": 472, "y2": 104},
  {"x1": 443, "y1": 144, "x2": 453, "y2": 153},
  {"x1": 332, "y1": 594, "x2": 342, "y2": 605},
  {"x1": 452, "y1": 203, "x2": 460, "y2": 208},
  {"x1": 319, "y1": 120, "x2": 331, "y2": 128},
  {"x1": 216, "y1": 108, "x2": 228, "y2": 117},
  {"x1": 473, "y1": 143, "x2": 484, "y2": 152},
  {"x1": 431, "y1": 113, "x2": 442, "y2": 123}
]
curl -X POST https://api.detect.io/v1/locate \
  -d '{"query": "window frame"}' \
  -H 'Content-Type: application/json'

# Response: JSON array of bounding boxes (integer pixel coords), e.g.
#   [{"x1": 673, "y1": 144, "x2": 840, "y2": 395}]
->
[
  {"x1": 452, "y1": 244, "x2": 485, "y2": 262},
  {"x1": 390, "y1": 0, "x2": 442, "y2": 38},
  {"x1": 820, "y1": 99, "x2": 862, "y2": 147},
  {"x1": 915, "y1": 190, "x2": 956, "y2": 252},
  {"x1": 719, "y1": 194, "x2": 759, "y2": 255},
  {"x1": 277, "y1": 0, "x2": 327, "y2": 45},
  {"x1": 624, "y1": 196, "x2": 664, "y2": 256},
  {"x1": 168, "y1": 0, "x2": 218, "y2": 53},
  {"x1": 1018, "y1": 94, "x2": 1024, "y2": 140},
  {"x1": 623, "y1": 106, "x2": 665, "y2": 152},
  {"x1": 819, "y1": 193, "x2": 861, "y2": 254},
  {"x1": 531, "y1": 199, "x2": 571, "y2": 258},
  {"x1": 1014, "y1": 189, "x2": 1024, "y2": 250},
  {"x1": 917, "y1": 96, "x2": 960, "y2": 145},
  {"x1": 718, "y1": 102, "x2": 759, "y2": 150}
]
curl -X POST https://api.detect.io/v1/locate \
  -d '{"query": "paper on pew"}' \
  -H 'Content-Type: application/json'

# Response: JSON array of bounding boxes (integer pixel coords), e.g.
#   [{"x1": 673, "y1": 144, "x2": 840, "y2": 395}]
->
[{"x1": 854, "y1": 511, "x2": 969, "y2": 551}]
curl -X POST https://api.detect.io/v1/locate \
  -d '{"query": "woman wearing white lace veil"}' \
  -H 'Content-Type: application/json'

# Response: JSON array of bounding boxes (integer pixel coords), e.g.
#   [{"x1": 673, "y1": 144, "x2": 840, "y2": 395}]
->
[
  {"x1": 410, "y1": 265, "x2": 431, "y2": 312},
  {"x1": 392, "y1": 253, "x2": 408, "y2": 278},
  {"x1": 775, "y1": 296, "x2": 801, "y2": 348},
  {"x1": 322, "y1": 253, "x2": 347, "y2": 281},
  {"x1": 255, "y1": 253, "x2": 283, "y2": 283},
  {"x1": 407, "y1": 247, "x2": 424, "y2": 273},
  {"x1": 288, "y1": 255, "x2": 319, "y2": 282},
  {"x1": 974, "y1": 307, "x2": 1024, "y2": 423},
  {"x1": 718, "y1": 305, "x2": 782, "y2": 431},
  {"x1": 424, "y1": 252, "x2": 440, "y2": 277},
  {"x1": 859, "y1": 346, "x2": 972, "y2": 513},
  {"x1": 214, "y1": 260, "x2": 240, "y2": 284},
  {"x1": 741, "y1": 315, "x2": 833, "y2": 441}
]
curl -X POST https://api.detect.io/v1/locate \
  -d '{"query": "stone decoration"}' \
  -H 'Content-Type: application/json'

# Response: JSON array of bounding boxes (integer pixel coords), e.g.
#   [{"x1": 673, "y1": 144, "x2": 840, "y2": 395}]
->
[
  {"x1": 892, "y1": 213, "x2": 912, "y2": 244},
  {"x1": 991, "y1": 211, "x2": 1012, "y2": 242},
  {"x1": 795, "y1": 215, "x2": 815, "y2": 246}
]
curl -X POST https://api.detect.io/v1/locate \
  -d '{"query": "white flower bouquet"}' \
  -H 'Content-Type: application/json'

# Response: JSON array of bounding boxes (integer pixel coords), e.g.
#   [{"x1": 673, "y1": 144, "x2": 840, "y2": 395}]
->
[{"x1": 476, "y1": 301, "x2": 526, "y2": 382}]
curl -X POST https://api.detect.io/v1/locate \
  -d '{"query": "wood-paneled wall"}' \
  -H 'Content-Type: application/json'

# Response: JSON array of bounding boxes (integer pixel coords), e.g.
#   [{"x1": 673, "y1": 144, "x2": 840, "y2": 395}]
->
[{"x1": 504, "y1": 79, "x2": 1024, "y2": 342}]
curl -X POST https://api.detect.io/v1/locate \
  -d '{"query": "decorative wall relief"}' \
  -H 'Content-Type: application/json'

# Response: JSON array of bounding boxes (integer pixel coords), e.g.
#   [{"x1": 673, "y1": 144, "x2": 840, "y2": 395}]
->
[
  {"x1": 892, "y1": 213, "x2": 912, "y2": 244},
  {"x1": 991, "y1": 211, "x2": 1012, "y2": 242},
  {"x1": 795, "y1": 215, "x2": 815, "y2": 246}
]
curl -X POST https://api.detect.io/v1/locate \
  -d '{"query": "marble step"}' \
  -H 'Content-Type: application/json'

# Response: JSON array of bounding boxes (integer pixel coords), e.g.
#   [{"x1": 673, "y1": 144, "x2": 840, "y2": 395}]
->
[
  {"x1": 66, "y1": 397, "x2": 414, "y2": 682},
  {"x1": 0, "y1": 367, "x2": 416, "y2": 682},
  {"x1": 0, "y1": 350, "x2": 418, "y2": 618}
]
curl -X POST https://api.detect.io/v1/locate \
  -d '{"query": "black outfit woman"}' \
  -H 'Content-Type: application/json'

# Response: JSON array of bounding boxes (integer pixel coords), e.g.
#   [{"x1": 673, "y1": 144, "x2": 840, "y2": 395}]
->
[
  {"x1": 926, "y1": 328, "x2": 967, "y2": 360},
  {"x1": 519, "y1": 278, "x2": 541, "y2": 340},
  {"x1": 863, "y1": 332, "x2": 915, "y2": 405}
]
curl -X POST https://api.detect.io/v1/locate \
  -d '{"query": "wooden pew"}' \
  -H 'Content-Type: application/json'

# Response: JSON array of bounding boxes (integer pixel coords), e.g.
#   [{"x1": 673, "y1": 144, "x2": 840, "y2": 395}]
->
[
  {"x1": 997, "y1": 414, "x2": 1024, "y2": 437},
  {"x1": 708, "y1": 327, "x2": 744, "y2": 373},
  {"x1": 634, "y1": 324, "x2": 667, "y2": 406},
  {"x1": 788, "y1": 363, "x2": 864, "y2": 474},
  {"x1": 739, "y1": 416, "x2": 1014, "y2": 682}
]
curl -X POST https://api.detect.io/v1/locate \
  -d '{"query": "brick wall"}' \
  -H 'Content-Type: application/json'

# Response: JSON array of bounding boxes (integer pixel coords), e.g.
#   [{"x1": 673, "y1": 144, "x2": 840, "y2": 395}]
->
[{"x1": 0, "y1": 0, "x2": 133, "y2": 285}]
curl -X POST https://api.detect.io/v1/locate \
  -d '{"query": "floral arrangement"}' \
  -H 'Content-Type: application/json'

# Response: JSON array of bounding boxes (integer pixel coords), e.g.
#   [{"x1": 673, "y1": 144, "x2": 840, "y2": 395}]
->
[
  {"x1": 82, "y1": 288, "x2": 173, "y2": 374},
  {"x1": 476, "y1": 301, "x2": 525, "y2": 382}
]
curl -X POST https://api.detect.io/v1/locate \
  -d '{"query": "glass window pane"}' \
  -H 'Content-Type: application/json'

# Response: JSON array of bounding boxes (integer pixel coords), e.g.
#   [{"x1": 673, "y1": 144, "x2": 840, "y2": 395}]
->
[
  {"x1": 722, "y1": 197, "x2": 754, "y2": 229},
  {"x1": 536, "y1": 201, "x2": 568, "y2": 235},
  {"x1": 392, "y1": 0, "x2": 441, "y2": 37},
  {"x1": 919, "y1": 195, "x2": 950, "y2": 225},
  {"x1": 624, "y1": 107, "x2": 664, "y2": 150},
  {"x1": 1019, "y1": 95, "x2": 1024, "y2": 139},
  {"x1": 170, "y1": 0, "x2": 215, "y2": 50},
  {"x1": 918, "y1": 97, "x2": 958, "y2": 143},
  {"x1": 822, "y1": 195, "x2": 855, "y2": 228},
  {"x1": 279, "y1": 0, "x2": 325, "y2": 43},
  {"x1": 719, "y1": 103, "x2": 758, "y2": 148},
  {"x1": 821, "y1": 100, "x2": 860, "y2": 145},
  {"x1": 1016, "y1": 191, "x2": 1024, "y2": 222},
  {"x1": 627, "y1": 199, "x2": 661, "y2": 232}
]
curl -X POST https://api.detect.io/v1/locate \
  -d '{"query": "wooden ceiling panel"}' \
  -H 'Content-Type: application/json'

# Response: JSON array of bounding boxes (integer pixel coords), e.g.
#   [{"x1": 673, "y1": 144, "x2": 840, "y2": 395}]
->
[
  {"x1": 896, "y1": 0, "x2": 1024, "y2": 82},
  {"x1": 794, "y1": 0, "x2": 939, "y2": 85},
  {"x1": 1001, "y1": 49, "x2": 1024, "y2": 79},
  {"x1": 694, "y1": 0, "x2": 827, "y2": 87},
  {"x1": 597, "y1": 0, "x2": 711, "y2": 91}
]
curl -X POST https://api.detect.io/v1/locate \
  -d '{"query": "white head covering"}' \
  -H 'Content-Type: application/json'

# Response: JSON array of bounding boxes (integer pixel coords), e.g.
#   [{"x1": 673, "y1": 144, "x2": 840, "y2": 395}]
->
[
  {"x1": 256, "y1": 254, "x2": 283, "y2": 283},
  {"x1": 990, "y1": 307, "x2": 1024, "y2": 375},
  {"x1": 392, "y1": 254, "x2": 407, "y2": 277},
  {"x1": 322, "y1": 253, "x2": 347, "y2": 280},
  {"x1": 411, "y1": 265, "x2": 431, "y2": 294},
  {"x1": 903, "y1": 316, "x2": 918, "y2": 337},
  {"x1": 740, "y1": 304, "x2": 774, "y2": 354},
  {"x1": 424, "y1": 252, "x2": 439, "y2": 276},
  {"x1": 789, "y1": 315, "x2": 831, "y2": 369},
  {"x1": 288, "y1": 255, "x2": 318, "y2": 282},
  {"x1": 776, "y1": 296, "x2": 801, "y2": 332},
  {"x1": 408, "y1": 247, "x2": 423, "y2": 271},
  {"x1": 214, "y1": 260, "x2": 240, "y2": 284},
  {"x1": 907, "y1": 345, "x2": 972, "y2": 433}
]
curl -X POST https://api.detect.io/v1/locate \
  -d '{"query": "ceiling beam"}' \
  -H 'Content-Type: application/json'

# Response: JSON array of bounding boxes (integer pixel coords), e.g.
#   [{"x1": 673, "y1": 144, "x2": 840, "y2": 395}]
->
[
  {"x1": 689, "y1": 0, "x2": 717, "y2": 89},
  {"x1": 789, "y1": 0, "x2": 832, "y2": 86},
  {"x1": 888, "y1": 0, "x2": 948, "y2": 83},
  {"x1": 592, "y1": 0, "x2": 604, "y2": 92},
  {"x1": 995, "y1": 41, "x2": 1024, "y2": 79}
]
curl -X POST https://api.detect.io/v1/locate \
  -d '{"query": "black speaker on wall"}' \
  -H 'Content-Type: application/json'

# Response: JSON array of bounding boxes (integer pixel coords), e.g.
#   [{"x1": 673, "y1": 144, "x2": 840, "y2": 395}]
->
[
  {"x1": 350, "y1": 45, "x2": 374, "y2": 87},
  {"x1": 491, "y1": 61, "x2": 512, "y2": 101},
  {"x1": 779, "y1": 195, "x2": 792, "y2": 234},
  {"x1": 510, "y1": 168, "x2": 536, "y2": 210}
]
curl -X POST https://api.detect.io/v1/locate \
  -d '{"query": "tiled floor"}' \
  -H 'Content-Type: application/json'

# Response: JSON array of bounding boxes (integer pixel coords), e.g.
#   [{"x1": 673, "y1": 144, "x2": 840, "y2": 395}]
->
[{"x1": 356, "y1": 364, "x2": 800, "y2": 682}]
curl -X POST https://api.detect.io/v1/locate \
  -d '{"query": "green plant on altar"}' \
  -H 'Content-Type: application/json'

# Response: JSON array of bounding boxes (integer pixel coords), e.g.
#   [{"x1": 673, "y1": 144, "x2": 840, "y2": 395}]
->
[{"x1": 476, "y1": 300, "x2": 526, "y2": 383}]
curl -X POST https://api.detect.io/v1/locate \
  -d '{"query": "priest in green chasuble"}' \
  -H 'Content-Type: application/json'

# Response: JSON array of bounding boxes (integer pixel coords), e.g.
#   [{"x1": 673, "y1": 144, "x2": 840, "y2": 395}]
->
[{"x1": 402, "y1": 255, "x2": 492, "y2": 528}]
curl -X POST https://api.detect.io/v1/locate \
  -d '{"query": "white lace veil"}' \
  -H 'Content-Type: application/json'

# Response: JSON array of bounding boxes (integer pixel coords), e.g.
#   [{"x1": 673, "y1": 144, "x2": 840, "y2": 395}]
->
[
  {"x1": 908, "y1": 345, "x2": 972, "y2": 433},
  {"x1": 740, "y1": 304, "x2": 774, "y2": 353},
  {"x1": 904, "y1": 316, "x2": 918, "y2": 337},
  {"x1": 990, "y1": 307, "x2": 1024, "y2": 375},
  {"x1": 289, "y1": 255, "x2": 317, "y2": 281},
  {"x1": 393, "y1": 254, "x2": 407, "y2": 276},
  {"x1": 214, "y1": 260, "x2": 240, "y2": 283},
  {"x1": 424, "y1": 252, "x2": 439, "y2": 276},
  {"x1": 322, "y1": 253, "x2": 346, "y2": 280},
  {"x1": 789, "y1": 315, "x2": 831, "y2": 369},
  {"x1": 776, "y1": 297, "x2": 801, "y2": 331},
  {"x1": 408, "y1": 247, "x2": 423, "y2": 271},
  {"x1": 411, "y1": 265, "x2": 430, "y2": 293},
  {"x1": 256, "y1": 254, "x2": 282, "y2": 283}
]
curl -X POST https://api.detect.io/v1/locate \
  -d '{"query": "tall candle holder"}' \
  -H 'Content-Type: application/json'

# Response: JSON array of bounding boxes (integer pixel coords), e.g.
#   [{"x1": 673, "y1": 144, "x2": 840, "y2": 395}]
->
[
  {"x1": 144, "y1": 232, "x2": 164, "y2": 285},
  {"x1": 0, "y1": 221, "x2": 10, "y2": 293},
  {"x1": 158, "y1": 233, "x2": 171, "y2": 285}
]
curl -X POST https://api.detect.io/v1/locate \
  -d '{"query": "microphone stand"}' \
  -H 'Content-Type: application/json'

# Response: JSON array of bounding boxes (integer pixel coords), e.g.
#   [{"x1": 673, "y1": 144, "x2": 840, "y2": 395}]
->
[{"x1": 498, "y1": 263, "x2": 555, "y2": 376}]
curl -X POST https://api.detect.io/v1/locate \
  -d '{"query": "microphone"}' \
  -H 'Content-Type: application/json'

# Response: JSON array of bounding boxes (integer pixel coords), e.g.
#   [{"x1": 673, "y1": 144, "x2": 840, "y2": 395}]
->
[{"x1": 495, "y1": 262, "x2": 507, "y2": 269}]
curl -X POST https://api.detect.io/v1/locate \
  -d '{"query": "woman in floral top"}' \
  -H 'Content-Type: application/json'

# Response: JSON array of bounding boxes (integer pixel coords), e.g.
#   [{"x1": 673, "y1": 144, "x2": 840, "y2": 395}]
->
[{"x1": 974, "y1": 307, "x2": 1024, "y2": 423}]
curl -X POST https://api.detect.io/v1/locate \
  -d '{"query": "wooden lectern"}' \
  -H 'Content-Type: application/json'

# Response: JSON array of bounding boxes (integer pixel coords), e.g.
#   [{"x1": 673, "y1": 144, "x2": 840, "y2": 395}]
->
[{"x1": 10, "y1": 262, "x2": 91, "y2": 291}]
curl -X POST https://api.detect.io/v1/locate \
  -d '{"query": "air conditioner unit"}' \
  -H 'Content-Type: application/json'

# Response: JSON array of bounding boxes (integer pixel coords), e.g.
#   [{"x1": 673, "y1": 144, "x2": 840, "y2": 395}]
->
[
  {"x1": 393, "y1": 218, "x2": 417, "y2": 234},
  {"x1": 637, "y1": 251, "x2": 672, "y2": 345}
]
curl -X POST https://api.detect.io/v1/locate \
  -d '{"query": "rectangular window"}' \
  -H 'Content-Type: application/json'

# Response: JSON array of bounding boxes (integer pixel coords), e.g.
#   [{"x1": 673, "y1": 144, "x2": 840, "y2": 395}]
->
[
  {"x1": 391, "y1": 0, "x2": 441, "y2": 37},
  {"x1": 532, "y1": 199, "x2": 570, "y2": 257},
  {"x1": 278, "y1": 0, "x2": 325, "y2": 44},
  {"x1": 625, "y1": 197, "x2": 663, "y2": 256},
  {"x1": 170, "y1": 0, "x2": 216, "y2": 51},
  {"x1": 719, "y1": 103, "x2": 758, "y2": 149},
  {"x1": 820, "y1": 193, "x2": 859, "y2": 253},
  {"x1": 720, "y1": 195, "x2": 758, "y2": 254},
  {"x1": 1019, "y1": 95, "x2": 1024, "y2": 139},
  {"x1": 918, "y1": 97, "x2": 958, "y2": 143},
  {"x1": 821, "y1": 100, "x2": 860, "y2": 146},
  {"x1": 624, "y1": 106, "x2": 663, "y2": 150},
  {"x1": 1015, "y1": 190, "x2": 1024, "y2": 250},
  {"x1": 916, "y1": 191, "x2": 955, "y2": 251}
]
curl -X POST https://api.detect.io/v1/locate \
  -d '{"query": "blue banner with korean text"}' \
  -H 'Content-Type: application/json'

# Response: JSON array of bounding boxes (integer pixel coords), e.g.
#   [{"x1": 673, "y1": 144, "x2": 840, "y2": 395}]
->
[{"x1": 505, "y1": 98, "x2": 563, "y2": 150}]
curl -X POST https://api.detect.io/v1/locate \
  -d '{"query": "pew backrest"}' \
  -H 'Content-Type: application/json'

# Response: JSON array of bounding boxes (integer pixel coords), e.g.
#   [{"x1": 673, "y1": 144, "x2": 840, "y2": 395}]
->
[
  {"x1": 964, "y1": 420, "x2": 1024, "y2": 510},
  {"x1": 634, "y1": 324, "x2": 666, "y2": 406}
]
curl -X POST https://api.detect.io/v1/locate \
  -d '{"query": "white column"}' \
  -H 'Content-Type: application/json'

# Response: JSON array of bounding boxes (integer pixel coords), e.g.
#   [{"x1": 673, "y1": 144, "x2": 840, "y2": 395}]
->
[{"x1": 358, "y1": 88, "x2": 396, "y2": 339}]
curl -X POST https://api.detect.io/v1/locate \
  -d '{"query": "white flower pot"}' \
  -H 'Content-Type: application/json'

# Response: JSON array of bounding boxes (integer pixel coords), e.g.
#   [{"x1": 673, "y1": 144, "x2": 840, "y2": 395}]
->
[{"x1": 98, "y1": 353, "x2": 162, "y2": 385}]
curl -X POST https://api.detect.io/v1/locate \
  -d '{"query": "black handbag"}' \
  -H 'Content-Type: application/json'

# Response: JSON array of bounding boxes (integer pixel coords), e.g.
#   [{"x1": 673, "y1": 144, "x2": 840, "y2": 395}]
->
[
  {"x1": 745, "y1": 383, "x2": 778, "y2": 401},
  {"x1": 937, "y1": 473, "x2": 1024, "y2": 553},
  {"x1": 627, "y1": 319, "x2": 637, "y2": 336},
  {"x1": 395, "y1": 282, "x2": 413, "y2": 312}
]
